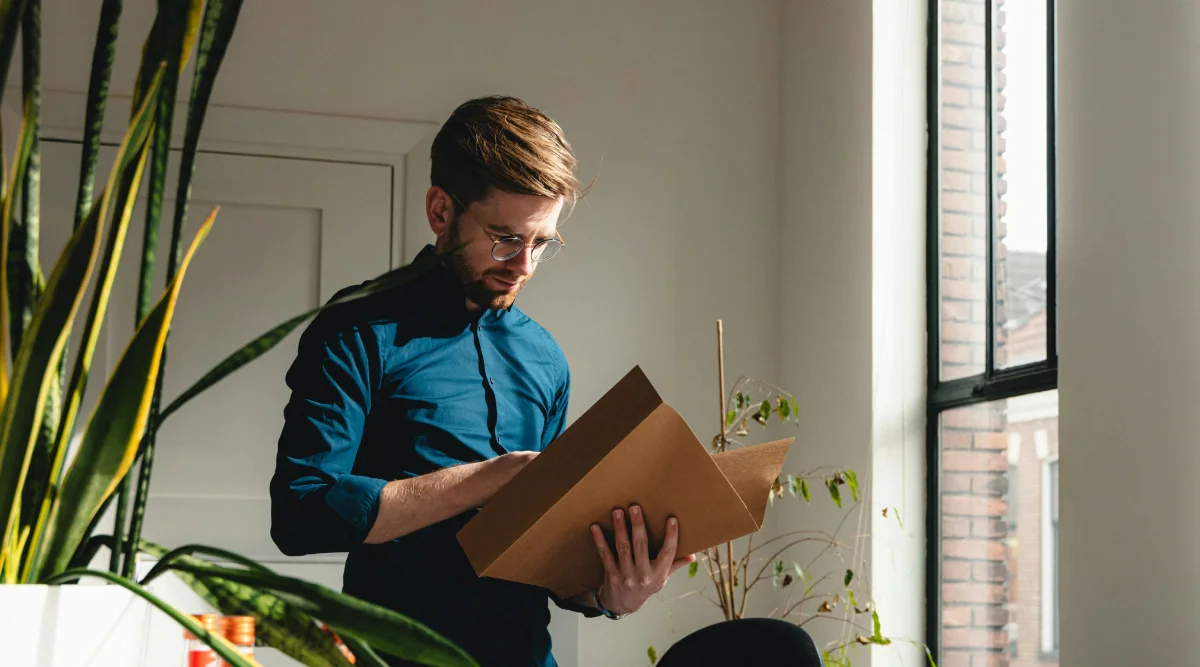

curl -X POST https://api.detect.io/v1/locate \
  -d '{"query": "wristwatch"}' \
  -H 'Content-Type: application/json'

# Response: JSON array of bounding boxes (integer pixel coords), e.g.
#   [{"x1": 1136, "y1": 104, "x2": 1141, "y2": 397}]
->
[{"x1": 591, "y1": 585, "x2": 629, "y2": 620}]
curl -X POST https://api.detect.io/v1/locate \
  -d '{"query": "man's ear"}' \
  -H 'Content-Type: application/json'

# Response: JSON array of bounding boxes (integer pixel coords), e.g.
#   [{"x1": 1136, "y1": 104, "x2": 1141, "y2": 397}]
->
[{"x1": 426, "y1": 186, "x2": 455, "y2": 238}]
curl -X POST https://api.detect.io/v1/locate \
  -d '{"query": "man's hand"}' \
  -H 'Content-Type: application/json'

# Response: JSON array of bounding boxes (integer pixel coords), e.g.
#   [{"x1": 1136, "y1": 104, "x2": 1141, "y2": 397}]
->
[{"x1": 589, "y1": 505, "x2": 697, "y2": 616}]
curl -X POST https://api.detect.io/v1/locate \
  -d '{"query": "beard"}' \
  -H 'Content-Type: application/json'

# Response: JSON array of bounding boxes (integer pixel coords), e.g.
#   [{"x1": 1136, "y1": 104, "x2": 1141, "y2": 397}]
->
[{"x1": 447, "y1": 223, "x2": 525, "y2": 311}]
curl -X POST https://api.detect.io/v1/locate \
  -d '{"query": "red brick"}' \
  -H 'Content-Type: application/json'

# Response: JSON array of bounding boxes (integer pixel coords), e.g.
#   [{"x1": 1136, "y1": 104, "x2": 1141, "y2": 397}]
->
[
  {"x1": 942, "y1": 343, "x2": 973, "y2": 364},
  {"x1": 944, "y1": 451, "x2": 1007, "y2": 472},
  {"x1": 943, "y1": 605, "x2": 972, "y2": 626},
  {"x1": 942, "y1": 407, "x2": 1000, "y2": 430},
  {"x1": 943, "y1": 496, "x2": 1006, "y2": 518},
  {"x1": 943, "y1": 628, "x2": 1008, "y2": 650},
  {"x1": 944, "y1": 474, "x2": 972, "y2": 495},
  {"x1": 972, "y1": 561, "x2": 1007, "y2": 583},
  {"x1": 941, "y1": 651, "x2": 972, "y2": 667},
  {"x1": 941, "y1": 277, "x2": 982, "y2": 300},
  {"x1": 943, "y1": 213, "x2": 972, "y2": 235},
  {"x1": 944, "y1": 108, "x2": 986, "y2": 131},
  {"x1": 942, "y1": 540, "x2": 1006, "y2": 561},
  {"x1": 943, "y1": 582, "x2": 1005, "y2": 604},
  {"x1": 943, "y1": 43, "x2": 970, "y2": 64},
  {"x1": 944, "y1": 170, "x2": 972, "y2": 192},
  {"x1": 944, "y1": 322, "x2": 986, "y2": 344},
  {"x1": 944, "y1": 129, "x2": 971, "y2": 151},
  {"x1": 943, "y1": 300, "x2": 972, "y2": 324},
  {"x1": 971, "y1": 518, "x2": 1008, "y2": 538},
  {"x1": 973, "y1": 433, "x2": 1009, "y2": 450},
  {"x1": 942, "y1": 429, "x2": 974, "y2": 449},
  {"x1": 943, "y1": 235, "x2": 986, "y2": 256},
  {"x1": 942, "y1": 149, "x2": 985, "y2": 172},
  {"x1": 972, "y1": 129, "x2": 987, "y2": 150},
  {"x1": 972, "y1": 172, "x2": 989, "y2": 194},
  {"x1": 944, "y1": 517, "x2": 972, "y2": 540},
  {"x1": 943, "y1": 84, "x2": 971, "y2": 107},
  {"x1": 972, "y1": 653, "x2": 1009, "y2": 667},
  {"x1": 943, "y1": 23, "x2": 984, "y2": 46},
  {"x1": 971, "y1": 475, "x2": 1009, "y2": 496},
  {"x1": 972, "y1": 606, "x2": 1010, "y2": 628}
]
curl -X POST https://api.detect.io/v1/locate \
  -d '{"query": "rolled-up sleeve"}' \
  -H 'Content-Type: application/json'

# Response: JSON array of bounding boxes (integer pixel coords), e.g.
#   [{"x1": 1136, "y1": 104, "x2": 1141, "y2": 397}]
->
[{"x1": 270, "y1": 315, "x2": 386, "y2": 556}]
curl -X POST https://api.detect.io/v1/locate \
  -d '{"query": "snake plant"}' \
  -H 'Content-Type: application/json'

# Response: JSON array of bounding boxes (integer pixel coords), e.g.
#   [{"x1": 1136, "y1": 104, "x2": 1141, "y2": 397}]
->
[{"x1": 0, "y1": 1, "x2": 473, "y2": 665}]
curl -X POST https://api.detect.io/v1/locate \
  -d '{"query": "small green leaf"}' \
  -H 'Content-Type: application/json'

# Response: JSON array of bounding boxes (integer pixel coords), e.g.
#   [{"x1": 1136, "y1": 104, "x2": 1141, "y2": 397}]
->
[
  {"x1": 647, "y1": 645, "x2": 657, "y2": 665},
  {"x1": 925, "y1": 645, "x2": 937, "y2": 667},
  {"x1": 688, "y1": 561, "x2": 698, "y2": 578},
  {"x1": 848, "y1": 589, "x2": 858, "y2": 610},
  {"x1": 726, "y1": 410, "x2": 736, "y2": 427},
  {"x1": 845, "y1": 569, "x2": 854, "y2": 587},
  {"x1": 758, "y1": 400, "x2": 771, "y2": 423},
  {"x1": 736, "y1": 392, "x2": 745, "y2": 409},
  {"x1": 801, "y1": 479, "x2": 811, "y2": 502},
  {"x1": 790, "y1": 396, "x2": 799, "y2": 420},
  {"x1": 870, "y1": 610, "x2": 892, "y2": 645},
  {"x1": 827, "y1": 479, "x2": 842, "y2": 508},
  {"x1": 845, "y1": 469, "x2": 860, "y2": 502},
  {"x1": 778, "y1": 395, "x2": 791, "y2": 420},
  {"x1": 772, "y1": 560, "x2": 784, "y2": 587}
]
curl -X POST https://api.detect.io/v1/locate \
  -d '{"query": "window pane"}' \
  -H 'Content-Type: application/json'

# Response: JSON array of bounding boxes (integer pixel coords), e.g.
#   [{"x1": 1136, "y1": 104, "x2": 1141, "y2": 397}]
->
[
  {"x1": 939, "y1": 0, "x2": 989, "y2": 380},
  {"x1": 939, "y1": 390, "x2": 1059, "y2": 667},
  {"x1": 994, "y1": 0, "x2": 1050, "y2": 368}
]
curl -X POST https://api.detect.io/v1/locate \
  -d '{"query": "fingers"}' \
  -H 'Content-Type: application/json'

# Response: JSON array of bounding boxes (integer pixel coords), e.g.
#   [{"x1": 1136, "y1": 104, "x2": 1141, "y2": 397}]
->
[
  {"x1": 612, "y1": 508, "x2": 636, "y2": 584},
  {"x1": 629, "y1": 505, "x2": 653, "y2": 582},
  {"x1": 653, "y1": 515, "x2": 680, "y2": 577},
  {"x1": 669, "y1": 553, "x2": 697, "y2": 576},
  {"x1": 590, "y1": 523, "x2": 620, "y2": 577}
]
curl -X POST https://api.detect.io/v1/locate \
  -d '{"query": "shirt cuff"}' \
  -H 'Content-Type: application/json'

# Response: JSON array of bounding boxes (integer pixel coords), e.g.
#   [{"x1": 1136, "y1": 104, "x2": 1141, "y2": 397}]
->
[{"x1": 325, "y1": 473, "x2": 388, "y2": 542}]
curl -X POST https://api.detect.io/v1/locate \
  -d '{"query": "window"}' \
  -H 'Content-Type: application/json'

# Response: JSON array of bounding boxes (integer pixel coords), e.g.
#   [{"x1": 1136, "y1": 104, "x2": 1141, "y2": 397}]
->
[{"x1": 927, "y1": 0, "x2": 1057, "y2": 666}]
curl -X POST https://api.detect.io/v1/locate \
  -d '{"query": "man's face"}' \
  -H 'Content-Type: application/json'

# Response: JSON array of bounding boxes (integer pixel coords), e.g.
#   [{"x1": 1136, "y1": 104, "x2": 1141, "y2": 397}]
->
[{"x1": 439, "y1": 188, "x2": 564, "y2": 311}]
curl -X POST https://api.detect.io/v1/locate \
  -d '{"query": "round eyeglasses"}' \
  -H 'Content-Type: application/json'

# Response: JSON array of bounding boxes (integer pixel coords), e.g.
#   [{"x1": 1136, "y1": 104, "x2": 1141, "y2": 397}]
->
[{"x1": 453, "y1": 194, "x2": 566, "y2": 263}]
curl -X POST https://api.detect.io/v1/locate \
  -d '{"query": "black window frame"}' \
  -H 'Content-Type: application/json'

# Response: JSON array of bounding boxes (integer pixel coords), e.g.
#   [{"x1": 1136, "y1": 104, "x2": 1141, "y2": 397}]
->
[{"x1": 924, "y1": 0, "x2": 1058, "y2": 662}]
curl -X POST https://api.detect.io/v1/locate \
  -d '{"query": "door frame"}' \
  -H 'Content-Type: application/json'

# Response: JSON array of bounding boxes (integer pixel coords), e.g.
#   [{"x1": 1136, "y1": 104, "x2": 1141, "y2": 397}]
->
[{"x1": 4, "y1": 87, "x2": 439, "y2": 268}]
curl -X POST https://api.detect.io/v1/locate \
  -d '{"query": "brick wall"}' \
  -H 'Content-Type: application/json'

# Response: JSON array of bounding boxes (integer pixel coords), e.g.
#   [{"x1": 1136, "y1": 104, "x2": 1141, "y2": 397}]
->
[{"x1": 939, "y1": 0, "x2": 1013, "y2": 666}]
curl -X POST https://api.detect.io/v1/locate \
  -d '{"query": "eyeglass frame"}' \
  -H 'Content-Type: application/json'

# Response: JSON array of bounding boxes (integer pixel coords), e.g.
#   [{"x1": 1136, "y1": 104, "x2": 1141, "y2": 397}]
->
[{"x1": 449, "y1": 192, "x2": 566, "y2": 263}]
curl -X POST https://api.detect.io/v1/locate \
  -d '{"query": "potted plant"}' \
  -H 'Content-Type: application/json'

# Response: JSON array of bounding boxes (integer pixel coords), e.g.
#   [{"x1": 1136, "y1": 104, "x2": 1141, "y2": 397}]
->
[
  {"x1": 646, "y1": 322, "x2": 932, "y2": 667},
  {"x1": 0, "y1": 1, "x2": 473, "y2": 665}
]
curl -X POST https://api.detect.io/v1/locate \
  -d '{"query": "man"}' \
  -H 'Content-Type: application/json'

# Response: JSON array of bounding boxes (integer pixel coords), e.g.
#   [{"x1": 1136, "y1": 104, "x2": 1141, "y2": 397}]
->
[{"x1": 269, "y1": 96, "x2": 695, "y2": 666}]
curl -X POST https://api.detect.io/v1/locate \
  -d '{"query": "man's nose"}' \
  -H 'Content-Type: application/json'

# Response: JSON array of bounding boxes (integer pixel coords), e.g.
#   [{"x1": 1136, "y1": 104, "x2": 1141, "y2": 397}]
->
[{"x1": 507, "y1": 246, "x2": 535, "y2": 275}]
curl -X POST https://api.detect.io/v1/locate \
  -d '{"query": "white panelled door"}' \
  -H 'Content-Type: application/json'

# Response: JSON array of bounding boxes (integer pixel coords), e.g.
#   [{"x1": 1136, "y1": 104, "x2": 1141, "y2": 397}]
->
[{"x1": 39, "y1": 141, "x2": 393, "y2": 567}]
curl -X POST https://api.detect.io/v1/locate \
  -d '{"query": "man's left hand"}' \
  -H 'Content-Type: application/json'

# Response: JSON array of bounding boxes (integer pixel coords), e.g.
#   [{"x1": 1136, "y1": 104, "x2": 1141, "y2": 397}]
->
[{"x1": 589, "y1": 505, "x2": 697, "y2": 616}]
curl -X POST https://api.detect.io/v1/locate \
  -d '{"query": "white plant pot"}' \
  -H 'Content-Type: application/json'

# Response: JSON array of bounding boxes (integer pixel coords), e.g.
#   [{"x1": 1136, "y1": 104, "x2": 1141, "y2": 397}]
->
[{"x1": 0, "y1": 583, "x2": 161, "y2": 666}]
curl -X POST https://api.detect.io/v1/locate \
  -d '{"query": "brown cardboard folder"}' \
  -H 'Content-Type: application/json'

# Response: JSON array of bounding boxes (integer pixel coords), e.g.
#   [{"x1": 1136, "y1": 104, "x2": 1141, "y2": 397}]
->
[{"x1": 456, "y1": 365, "x2": 794, "y2": 598}]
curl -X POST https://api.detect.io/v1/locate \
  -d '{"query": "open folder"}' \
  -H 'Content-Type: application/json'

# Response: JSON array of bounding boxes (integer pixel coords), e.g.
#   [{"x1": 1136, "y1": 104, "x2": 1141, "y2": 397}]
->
[{"x1": 456, "y1": 365, "x2": 794, "y2": 598}]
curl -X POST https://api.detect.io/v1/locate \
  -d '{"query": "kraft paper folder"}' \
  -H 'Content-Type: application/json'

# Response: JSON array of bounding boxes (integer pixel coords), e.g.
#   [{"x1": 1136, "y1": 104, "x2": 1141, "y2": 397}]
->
[{"x1": 456, "y1": 365, "x2": 794, "y2": 598}]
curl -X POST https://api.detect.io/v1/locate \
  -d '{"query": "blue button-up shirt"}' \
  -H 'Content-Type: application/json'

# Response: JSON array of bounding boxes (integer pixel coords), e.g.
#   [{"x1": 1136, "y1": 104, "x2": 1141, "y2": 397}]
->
[{"x1": 270, "y1": 245, "x2": 596, "y2": 666}]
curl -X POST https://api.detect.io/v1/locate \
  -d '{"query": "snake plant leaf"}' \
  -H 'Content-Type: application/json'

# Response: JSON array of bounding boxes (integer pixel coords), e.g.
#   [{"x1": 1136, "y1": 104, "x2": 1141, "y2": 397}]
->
[
  {"x1": 10, "y1": 0, "x2": 40, "y2": 355},
  {"x1": 157, "y1": 249, "x2": 447, "y2": 423},
  {"x1": 0, "y1": 90, "x2": 38, "y2": 401},
  {"x1": 34, "y1": 207, "x2": 214, "y2": 579},
  {"x1": 168, "y1": 561, "x2": 479, "y2": 667},
  {"x1": 0, "y1": 0, "x2": 29, "y2": 103},
  {"x1": 139, "y1": 541, "x2": 353, "y2": 667},
  {"x1": 44, "y1": 568, "x2": 260, "y2": 667},
  {"x1": 73, "y1": 0, "x2": 123, "y2": 230}
]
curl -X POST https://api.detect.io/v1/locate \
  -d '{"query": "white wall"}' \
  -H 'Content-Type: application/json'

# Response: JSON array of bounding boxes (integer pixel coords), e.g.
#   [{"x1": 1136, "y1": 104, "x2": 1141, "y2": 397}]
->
[
  {"x1": 870, "y1": 0, "x2": 928, "y2": 665},
  {"x1": 1058, "y1": 2, "x2": 1200, "y2": 664},
  {"x1": 37, "y1": 2, "x2": 785, "y2": 666},
  {"x1": 776, "y1": 0, "x2": 876, "y2": 661}
]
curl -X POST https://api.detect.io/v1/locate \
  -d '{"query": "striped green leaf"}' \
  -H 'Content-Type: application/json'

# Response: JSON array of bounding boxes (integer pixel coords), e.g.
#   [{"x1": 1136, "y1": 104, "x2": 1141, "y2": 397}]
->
[
  {"x1": 9, "y1": 0, "x2": 40, "y2": 354},
  {"x1": 0, "y1": 90, "x2": 38, "y2": 401},
  {"x1": 34, "y1": 206, "x2": 214, "y2": 579},
  {"x1": 139, "y1": 541, "x2": 353, "y2": 667},
  {"x1": 169, "y1": 561, "x2": 479, "y2": 667},
  {"x1": 158, "y1": 249, "x2": 447, "y2": 424},
  {"x1": 0, "y1": 0, "x2": 29, "y2": 104},
  {"x1": 44, "y1": 569, "x2": 259, "y2": 667},
  {"x1": 73, "y1": 0, "x2": 123, "y2": 230},
  {"x1": 14, "y1": 65, "x2": 163, "y2": 580}
]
